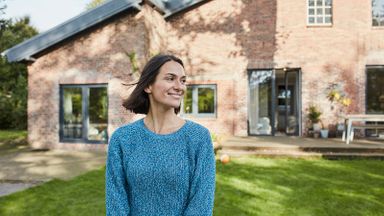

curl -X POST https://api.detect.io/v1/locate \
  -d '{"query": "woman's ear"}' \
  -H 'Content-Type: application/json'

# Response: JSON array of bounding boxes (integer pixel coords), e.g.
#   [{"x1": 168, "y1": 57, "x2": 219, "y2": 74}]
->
[{"x1": 144, "y1": 85, "x2": 152, "y2": 94}]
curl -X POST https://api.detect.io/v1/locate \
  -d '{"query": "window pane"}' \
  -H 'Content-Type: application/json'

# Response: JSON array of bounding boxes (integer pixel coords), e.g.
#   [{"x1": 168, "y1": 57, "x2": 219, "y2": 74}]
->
[
  {"x1": 308, "y1": 17, "x2": 315, "y2": 23},
  {"x1": 372, "y1": 0, "x2": 384, "y2": 26},
  {"x1": 324, "y1": 16, "x2": 332, "y2": 23},
  {"x1": 316, "y1": 0, "x2": 323, "y2": 6},
  {"x1": 63, "y1": 88, "x2": 82, "y2": 139},
  {"x1": 308, "y1": 0, "x2": 315, "y2": 6},
  {"x1": 88, "y1": 87, "x2": 108, "y2": 141},
  {"x1": 198, "y1": 88, "x2": 214, "y2": 114},
  {"x1": 325, "y1": 8, "x2": 331, "y2": 15},
  {"x1": 367, "y1": 67, "x2": 384, "y2": 114},
  {"x1": 325, "y1": 0, "x2": 332, "y2": 6},
  {"x1": 317, "y1": 8, "x2": 323, "y2": 15},
  {"x1": 308, "y1": 9, "x2": 315, "y2": 15},
  {"x1": 317, "y1": 16, "x2": 324, "y2": 23},
  {"x1": 183, "y1": 87, "x2": 193, "y2": 114},
  {"x1": 249, "y1": 70, "x2": 273, "y2": 135}
]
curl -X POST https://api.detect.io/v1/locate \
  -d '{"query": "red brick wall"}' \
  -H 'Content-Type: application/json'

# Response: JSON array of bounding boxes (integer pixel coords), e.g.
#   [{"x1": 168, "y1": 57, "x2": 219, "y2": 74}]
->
[
  {"x1": 274, "y1": 0, "x2": 384, "y2": 133},
  {"x1": 165, "y1": 0, "x2": 277, "y2": 136},
  {"x1": 27, "y1": 0, "x2": 384, "y2": 150},
  {"x1": 27, "y1": 8, "x2": 167, "y2": 150}
]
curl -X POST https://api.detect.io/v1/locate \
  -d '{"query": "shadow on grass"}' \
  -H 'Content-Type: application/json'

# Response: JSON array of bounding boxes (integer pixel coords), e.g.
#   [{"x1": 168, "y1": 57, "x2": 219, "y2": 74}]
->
[
  {"x1": 1, "y1": 158, "x2": 383, "y2": 216},
  {"x1": 214, "y1": 157, "x2": 384, "y2": 216}
]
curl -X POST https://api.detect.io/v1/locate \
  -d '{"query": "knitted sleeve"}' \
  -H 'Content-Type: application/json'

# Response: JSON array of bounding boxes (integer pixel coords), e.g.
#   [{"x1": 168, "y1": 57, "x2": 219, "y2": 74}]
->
[
  {"x1": 183, "y1": 128, "x2": 216, "y2": 216},
  {"x1": 105, "y1": 131, "x2": 130, "y2": 216}
]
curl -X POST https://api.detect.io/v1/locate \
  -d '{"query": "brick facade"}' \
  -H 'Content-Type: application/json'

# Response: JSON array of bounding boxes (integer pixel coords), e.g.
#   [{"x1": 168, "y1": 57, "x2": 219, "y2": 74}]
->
[{"x1": 26, "y1": 1, "x2": 384, "y2": 150}]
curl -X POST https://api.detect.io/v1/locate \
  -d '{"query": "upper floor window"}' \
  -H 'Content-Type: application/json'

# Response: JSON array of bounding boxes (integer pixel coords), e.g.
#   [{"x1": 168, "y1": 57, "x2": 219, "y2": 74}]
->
[
  {"x1": 307, "y1": 0, "x2": 332, "y2": 25},
  {"x1": 182, "y1": 85, "x2": 216, "y2": 117},
  {"x1": 372, "y1": 0, "x2": 384, "y2": 26}
]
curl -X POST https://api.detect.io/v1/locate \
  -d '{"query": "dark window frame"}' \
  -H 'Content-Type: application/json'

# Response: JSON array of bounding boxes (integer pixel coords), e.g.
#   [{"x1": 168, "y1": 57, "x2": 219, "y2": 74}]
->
[
  {"x1": 59, "y1": 84, "x2": 108, "y2": 144},
  {"x1": 182, "y1": 84, "x2": 217, "y2": 118}
]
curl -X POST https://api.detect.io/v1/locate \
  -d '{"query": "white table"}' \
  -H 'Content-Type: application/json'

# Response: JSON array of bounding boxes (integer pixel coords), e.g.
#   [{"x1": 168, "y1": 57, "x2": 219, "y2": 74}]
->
[{"x1": 342, "y1": 114, "x2": 384, "y2": 144}]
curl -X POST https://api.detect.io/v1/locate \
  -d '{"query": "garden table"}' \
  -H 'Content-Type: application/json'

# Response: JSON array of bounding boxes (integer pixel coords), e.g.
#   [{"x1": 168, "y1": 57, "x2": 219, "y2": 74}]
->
[{"x1": 342, "y1": 114, "x2": 384, "y2": 144}]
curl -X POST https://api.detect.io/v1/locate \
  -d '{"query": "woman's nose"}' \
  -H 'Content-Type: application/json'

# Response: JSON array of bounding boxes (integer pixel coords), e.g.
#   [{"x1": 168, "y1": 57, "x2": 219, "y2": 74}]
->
[{"x1": 174, "y1": 80, "x2": 185, "y2": 90}]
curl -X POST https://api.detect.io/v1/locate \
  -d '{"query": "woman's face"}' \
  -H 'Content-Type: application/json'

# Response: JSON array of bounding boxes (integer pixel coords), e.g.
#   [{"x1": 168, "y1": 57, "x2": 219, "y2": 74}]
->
[{"x1": 145, "y1": 60, "x2": 186, "y2": 110}]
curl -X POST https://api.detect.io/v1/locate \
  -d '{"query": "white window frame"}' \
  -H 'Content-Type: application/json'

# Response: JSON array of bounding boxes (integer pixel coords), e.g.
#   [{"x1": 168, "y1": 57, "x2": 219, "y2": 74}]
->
[
  {"x1": 182, "y1": 84, "x2": 217, "y2": 118},
  {"x1": 307, "y1": 0, "x2": 332, "y2": 26}
]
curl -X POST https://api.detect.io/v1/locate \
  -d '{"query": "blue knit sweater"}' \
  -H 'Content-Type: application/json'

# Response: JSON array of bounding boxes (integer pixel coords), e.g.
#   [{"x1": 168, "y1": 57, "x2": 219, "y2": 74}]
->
[{"x1": 106, "y1": 118, "x2": 216, "y2": 215}]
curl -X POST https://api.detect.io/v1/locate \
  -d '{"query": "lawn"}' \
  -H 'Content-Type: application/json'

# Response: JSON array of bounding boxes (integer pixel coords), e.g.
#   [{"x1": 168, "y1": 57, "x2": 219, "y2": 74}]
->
[
  {"x1": 0, "y1": 130, "x2": 28, "y2": 155},
  {"x1": 0, "y1": 157, "x2": 383, "y2": 215}
]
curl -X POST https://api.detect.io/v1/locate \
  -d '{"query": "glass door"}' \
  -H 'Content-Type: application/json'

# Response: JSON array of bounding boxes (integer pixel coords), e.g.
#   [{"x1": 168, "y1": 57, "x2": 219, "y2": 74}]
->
[
  {"x1": 248, "y1": 70, "x2": 275, "y2": 135},
  {"x1": 249, "y1": 69, "x2": 301, "y2": 136},
  {"x1": 284, "y1": 70, "x2": 300, "y2": 135}
]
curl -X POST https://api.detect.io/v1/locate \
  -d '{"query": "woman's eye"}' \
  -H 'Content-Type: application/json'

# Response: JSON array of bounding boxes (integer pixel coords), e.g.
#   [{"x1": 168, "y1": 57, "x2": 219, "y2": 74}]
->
[
  {"x1": 181, "y1": 79, "x2": 186, "y2": 84},
  {"x1": 165, "y1": 77, "x2": 174, "y2": 81}
]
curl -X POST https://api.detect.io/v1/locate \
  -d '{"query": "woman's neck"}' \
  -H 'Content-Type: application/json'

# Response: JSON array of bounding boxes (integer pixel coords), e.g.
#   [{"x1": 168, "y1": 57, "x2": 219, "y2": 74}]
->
[{"x1": 144, "y1": 107, "x2": 184, "y2": 134}]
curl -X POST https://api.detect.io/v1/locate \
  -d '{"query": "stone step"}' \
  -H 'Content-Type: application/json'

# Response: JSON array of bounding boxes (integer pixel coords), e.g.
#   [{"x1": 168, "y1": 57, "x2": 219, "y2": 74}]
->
[
  {"x1": 220, "y1": 145, "x2": 384, "y2": 154},
  {"x1": 217, "y1": 149, "x2": 384, "y2": 160}
]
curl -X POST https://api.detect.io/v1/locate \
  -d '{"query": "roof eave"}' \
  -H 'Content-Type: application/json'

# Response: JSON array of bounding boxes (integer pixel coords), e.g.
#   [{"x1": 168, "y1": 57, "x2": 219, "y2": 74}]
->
[{"x1": 2, "y1": 0, "x2": 142, "y2": 62}]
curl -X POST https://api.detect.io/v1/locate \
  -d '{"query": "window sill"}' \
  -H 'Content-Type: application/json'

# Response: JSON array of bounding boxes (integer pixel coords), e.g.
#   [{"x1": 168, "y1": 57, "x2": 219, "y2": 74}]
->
[{"x1": 306, "y1": 24, "x2": 333, "y2": 28}]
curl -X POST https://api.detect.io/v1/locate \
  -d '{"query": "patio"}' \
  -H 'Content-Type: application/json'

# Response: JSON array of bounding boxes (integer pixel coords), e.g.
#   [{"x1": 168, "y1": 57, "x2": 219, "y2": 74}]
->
[{"x1": 219, "y1": 136, "x2": 384, "y2": 159}]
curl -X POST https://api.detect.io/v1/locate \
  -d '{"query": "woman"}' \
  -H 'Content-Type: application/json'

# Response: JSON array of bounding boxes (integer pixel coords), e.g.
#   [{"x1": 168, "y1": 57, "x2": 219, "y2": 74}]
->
[{"x1": 106, "y1": 54, "x2": 216, "y2": 215}]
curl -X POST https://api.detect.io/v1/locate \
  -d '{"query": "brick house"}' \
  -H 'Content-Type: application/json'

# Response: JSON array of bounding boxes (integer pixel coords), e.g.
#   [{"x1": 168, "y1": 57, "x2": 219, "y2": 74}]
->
[{"x1": 2, "y1": 0, "x2": 384, "y2": 150}]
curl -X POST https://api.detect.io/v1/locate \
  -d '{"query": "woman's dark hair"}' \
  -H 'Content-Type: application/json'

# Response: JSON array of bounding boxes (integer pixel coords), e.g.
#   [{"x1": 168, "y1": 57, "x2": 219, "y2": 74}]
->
[{"x1": 122, "y1": 54, "x2": 184, "y2": 114}]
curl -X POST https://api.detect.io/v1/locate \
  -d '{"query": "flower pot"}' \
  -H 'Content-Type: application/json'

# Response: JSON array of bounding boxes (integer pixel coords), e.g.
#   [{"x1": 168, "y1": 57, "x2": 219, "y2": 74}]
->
[
  {"x1": 320, "y1": 129, "x2": 329, "y2": 138},
  {"x1": 313, "y1": 123, "x2": 321, "y2": 132}
]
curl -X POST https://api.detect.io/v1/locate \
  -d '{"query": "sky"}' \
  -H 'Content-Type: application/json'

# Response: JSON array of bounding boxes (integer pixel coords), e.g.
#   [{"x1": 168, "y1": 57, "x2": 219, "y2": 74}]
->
[{"x1": 3, "y1": 0, "x2": 92, "y2": 32}]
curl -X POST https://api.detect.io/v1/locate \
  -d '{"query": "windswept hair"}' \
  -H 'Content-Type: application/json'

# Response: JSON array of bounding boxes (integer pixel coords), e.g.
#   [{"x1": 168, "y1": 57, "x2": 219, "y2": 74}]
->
[{"x1": 122, "y1": 54, "x2": 184, "y2": 114}]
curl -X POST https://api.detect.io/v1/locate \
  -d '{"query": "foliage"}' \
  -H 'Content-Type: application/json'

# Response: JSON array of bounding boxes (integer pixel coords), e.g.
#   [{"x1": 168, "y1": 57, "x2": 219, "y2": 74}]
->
[
  {"x1": 1, "y1": 158, "x2": 384, "y2": 215},
  {"x1": 307, "y1": 104, "x2": 322, "y2": 124},
  {"x1": 326, "y1": 82, "x2": 352, "y2": 123},
  {"x1": 0, "y1": 17, "x2": 38, "y2": 129},
  {"x1": 85, "y1": 0, "x2": 107, "y2": 10}
]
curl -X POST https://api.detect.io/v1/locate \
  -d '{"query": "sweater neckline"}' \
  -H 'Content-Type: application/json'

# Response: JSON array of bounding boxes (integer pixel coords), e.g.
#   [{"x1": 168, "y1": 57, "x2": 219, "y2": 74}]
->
[{"x1": 139, "y1": 118, "x2": 190, "y2": 138}]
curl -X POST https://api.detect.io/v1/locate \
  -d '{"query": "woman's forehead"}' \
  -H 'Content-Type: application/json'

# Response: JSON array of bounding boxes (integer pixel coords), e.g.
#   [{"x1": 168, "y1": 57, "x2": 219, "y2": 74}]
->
[{"x1": 159, "y1": 61, "x2": 185, "y2": 76}]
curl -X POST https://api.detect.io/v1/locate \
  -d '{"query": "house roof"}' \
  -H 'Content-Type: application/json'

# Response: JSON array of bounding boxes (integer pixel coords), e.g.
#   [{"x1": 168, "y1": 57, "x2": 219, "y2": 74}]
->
[{"x1": 2, "y1": 0, "x2": 206, "y2": 62}]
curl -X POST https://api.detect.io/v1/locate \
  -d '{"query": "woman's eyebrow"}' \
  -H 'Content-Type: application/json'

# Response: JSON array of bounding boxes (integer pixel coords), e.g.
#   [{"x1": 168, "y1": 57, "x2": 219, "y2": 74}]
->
[{"x1": 165, "y1": 73, "x2": 186, "y2": 78}]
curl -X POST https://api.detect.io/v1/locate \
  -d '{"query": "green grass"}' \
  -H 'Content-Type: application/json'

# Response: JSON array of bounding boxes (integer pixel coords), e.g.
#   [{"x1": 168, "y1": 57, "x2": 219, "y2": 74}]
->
[
  {"x1": 0, "y1": 130, "x2": 28, "y2": 155},
  {"x1": 0, "y1": 158, "x2": 383, "y2": 215},
  {"x1": 0, "y1": 130, "x2": 27, "y2": 142}
]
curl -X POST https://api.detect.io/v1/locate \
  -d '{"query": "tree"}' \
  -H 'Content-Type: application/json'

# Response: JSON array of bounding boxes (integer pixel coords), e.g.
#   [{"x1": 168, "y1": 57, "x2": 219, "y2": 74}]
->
[
  {"x1": 0, "y1": 17, "x2": 38, "y2": 129},
  {"x1": 86, "y1": 0, "x2": 106, "y2": 10}
]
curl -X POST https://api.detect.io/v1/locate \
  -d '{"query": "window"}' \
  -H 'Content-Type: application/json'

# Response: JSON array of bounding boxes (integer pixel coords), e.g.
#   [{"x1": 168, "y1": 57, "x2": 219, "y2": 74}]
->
[
  {"x1": 60, "y1": 84, "x2": 108, "y2": 143},
  {"x1": 307, "y1": 0, "x2": 332, "y2": 25},
  {"x1": 372, "y1": 0, "x2": 384, "y2": 26},
  {"x1": 366, "y1": 67, "x2": 384, "y2": 114},
  {"x1": 183, "y1": 85, "x2": 216, "y2": 117}
]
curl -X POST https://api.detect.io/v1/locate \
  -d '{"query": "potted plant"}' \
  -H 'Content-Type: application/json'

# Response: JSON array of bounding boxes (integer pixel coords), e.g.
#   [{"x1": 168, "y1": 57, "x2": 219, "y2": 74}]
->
[{"x1": 307, "y1": 105, "x2": 322, "y2": 132}]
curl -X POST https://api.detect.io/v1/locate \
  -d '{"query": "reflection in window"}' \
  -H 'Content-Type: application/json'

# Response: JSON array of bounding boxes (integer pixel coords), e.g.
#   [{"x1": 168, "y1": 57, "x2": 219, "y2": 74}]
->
[
  {"x1": 372, "y1": 0, "x2": 384, "y2": 26},
  {"x1": 183, "y1": 87, "x2": 193, "y2": 114},
  {"x1": 307, "y1": 0, "x2": 332, "y2": 25},
  {"x1": 198, "y1": 88, "x2": 214, "y2": 113},
  {"x1": 88, "y1": 88, "x2": 108, "y2": 141},
  {"x1": 60, "y1": 85, "x2": 108, "y2": 143},
  {"x1": 183, "y1": 85, "x2": 216, "y2": 117},
  {"x1": 63, "y1": 88, "x2": 82, "y2": 139},
  {"x1": 367, "y1": 67, "x2": 384, "y2": 114}
]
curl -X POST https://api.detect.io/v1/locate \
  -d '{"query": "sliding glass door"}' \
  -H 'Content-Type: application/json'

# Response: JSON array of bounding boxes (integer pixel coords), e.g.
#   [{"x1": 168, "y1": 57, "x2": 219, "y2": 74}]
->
[{"x1": 248, "y1": 69, "x2": 301, "y2": 136}]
